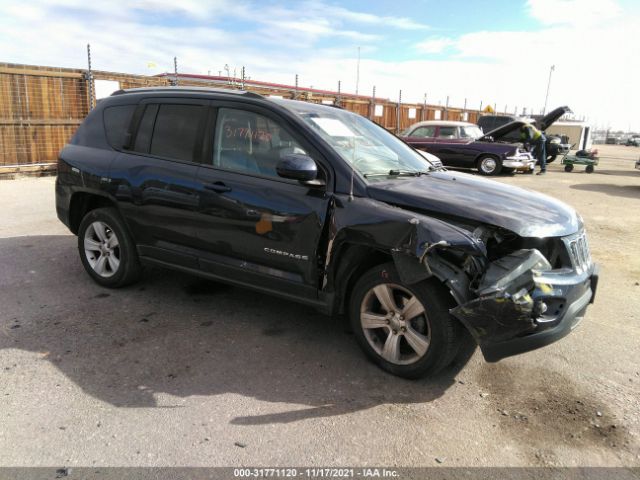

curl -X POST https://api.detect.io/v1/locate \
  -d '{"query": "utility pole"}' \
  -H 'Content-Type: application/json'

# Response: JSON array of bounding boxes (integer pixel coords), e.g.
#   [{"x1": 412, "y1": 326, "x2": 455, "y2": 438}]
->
[{"x1": 543, "y1": 65, "x2": 555, "y2": 115}]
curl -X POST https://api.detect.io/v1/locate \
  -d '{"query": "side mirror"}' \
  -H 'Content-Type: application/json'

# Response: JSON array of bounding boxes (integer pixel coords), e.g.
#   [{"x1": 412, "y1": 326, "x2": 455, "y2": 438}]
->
[{"x1": 276, "y1": 154, "x2": 318, "y2": 182}]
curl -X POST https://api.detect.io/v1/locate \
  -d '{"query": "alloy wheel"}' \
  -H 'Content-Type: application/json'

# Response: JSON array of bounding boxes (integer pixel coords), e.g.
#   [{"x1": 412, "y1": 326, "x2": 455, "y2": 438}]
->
[
  {"x1": 83, "y1": 221, "x2": 120, "y2": 278},
  {"x1": 360, "y1": 283, "x2": 431, "y2": 365}
]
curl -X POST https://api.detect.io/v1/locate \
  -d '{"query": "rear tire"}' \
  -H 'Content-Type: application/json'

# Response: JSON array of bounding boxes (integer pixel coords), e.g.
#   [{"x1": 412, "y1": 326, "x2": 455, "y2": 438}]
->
[
  {"x1": 477, "y1": 155, "x2": 502, "y2": 176},
  {"x1": 349, "y1": 263, "x2": 467, "y2": 379},
  {"x1": 77, "y1": 207, "x2": 141, "y2": 288}
]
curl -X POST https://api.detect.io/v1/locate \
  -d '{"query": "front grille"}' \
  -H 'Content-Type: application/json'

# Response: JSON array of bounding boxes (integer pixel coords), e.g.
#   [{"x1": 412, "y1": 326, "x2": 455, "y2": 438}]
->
[{"x1": 563, "y1": 230, "x2": 592, "y2": 274}]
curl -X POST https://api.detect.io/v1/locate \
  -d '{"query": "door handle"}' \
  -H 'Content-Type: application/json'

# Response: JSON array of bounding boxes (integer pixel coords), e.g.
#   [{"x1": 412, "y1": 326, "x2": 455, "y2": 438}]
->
[{"x1": 204, "y1": 182, "x2": 231, "y2": 193}]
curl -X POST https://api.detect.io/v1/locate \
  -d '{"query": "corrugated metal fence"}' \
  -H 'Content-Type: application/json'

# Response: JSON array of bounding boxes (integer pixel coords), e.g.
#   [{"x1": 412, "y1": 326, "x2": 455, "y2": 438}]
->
[{"x1": 0, "y1": 62, "x2": 484, "y2": 173}]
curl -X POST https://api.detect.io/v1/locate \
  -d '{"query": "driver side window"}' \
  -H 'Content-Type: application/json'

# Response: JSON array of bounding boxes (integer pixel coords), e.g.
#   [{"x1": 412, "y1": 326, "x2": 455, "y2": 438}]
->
[{"x1": 213, "y1": 108, "x2": 308, "y2": 178}]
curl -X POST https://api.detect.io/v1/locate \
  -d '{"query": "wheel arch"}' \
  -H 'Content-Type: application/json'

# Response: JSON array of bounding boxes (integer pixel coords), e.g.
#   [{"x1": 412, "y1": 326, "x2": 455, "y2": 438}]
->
[
  {"x1": 329, "y1": 242, "x2": 464, "y2": 316},
  {"x1": 330, "y1": 243, "x2": 393, "y2": 315},
  {"x1": 68, "y1": 191, "x2": 118, "y2": 235}
]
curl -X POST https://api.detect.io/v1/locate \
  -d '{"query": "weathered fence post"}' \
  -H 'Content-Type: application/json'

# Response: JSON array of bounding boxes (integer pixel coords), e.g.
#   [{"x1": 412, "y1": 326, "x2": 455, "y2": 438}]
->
[
  {"x1": 370, "y1": 85, "x2": 376, "y2": 120},
  {"x1": 397, "y1": 89, "x2": 402, "y2": 134},
  {"x1": 173, "y1": 57, "x2": 178, "y2": 86},
  {"x1": 422, "y1": 93, "x2": 427, "y2": 121},
  {"x1": 85, "y1": 43, "x2": 94, "y2": 110}
]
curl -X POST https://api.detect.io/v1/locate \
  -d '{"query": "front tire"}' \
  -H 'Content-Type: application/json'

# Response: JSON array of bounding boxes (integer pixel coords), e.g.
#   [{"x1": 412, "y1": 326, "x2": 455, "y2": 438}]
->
[
  {"x1": 477, "y1": 155, "x2": 502, "y2": 176},
  {"x1": 77, "y1": 207, "x2": 141, "y2": 288},
  {"x1": 349, "y1": 263, "x2": 466, "y2": 379}
]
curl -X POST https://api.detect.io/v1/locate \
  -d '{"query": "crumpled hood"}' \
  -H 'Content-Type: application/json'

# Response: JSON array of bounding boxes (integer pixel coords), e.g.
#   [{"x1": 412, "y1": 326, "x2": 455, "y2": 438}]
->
[{"x1": 366, "y1": 171, "x2": 582, "y2": 238}]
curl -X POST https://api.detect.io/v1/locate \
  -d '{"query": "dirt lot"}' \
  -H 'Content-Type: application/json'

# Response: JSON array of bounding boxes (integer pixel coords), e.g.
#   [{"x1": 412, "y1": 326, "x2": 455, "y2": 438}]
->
[{"x1": 0, "y1": 144, "x2": 639, "y2": 468}]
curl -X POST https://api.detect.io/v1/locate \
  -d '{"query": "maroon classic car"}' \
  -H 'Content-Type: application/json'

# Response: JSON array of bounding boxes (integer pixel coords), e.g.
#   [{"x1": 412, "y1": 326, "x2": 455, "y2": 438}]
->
[{"x1": 401, "y1": 120, "x2": 535, "y2": 176}]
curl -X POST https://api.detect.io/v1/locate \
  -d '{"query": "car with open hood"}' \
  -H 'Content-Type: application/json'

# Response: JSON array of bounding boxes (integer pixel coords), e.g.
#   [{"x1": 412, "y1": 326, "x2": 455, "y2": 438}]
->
[
  {"x1": 400, "y1": 120, "x2": 535, "y2": 175},
  {"x1": 55, "y1": 88, "x2": 598, "y2": 378},
  {"x1": 478, "y1": 106, "x2": 573, "y2": 162}
]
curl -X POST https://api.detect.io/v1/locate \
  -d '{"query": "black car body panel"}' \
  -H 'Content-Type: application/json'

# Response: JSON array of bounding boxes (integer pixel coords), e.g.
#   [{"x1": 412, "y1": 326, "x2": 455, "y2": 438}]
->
[
  {"x1": 366, "y1": 171, "x2": 581, "y2": 237},
  {"x1": 56, "y1": 88, "x2": 597, "y2": 363}
]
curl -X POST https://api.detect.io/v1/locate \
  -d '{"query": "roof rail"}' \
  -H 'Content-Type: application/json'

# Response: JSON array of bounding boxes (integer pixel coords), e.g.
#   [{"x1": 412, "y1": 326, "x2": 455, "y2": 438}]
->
[{"x1": 111, "y1": 86, "x2": 264, "y2": 99}]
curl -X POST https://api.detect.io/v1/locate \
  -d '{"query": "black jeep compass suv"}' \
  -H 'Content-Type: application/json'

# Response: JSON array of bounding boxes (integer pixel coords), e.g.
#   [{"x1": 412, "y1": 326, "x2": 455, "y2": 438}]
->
[{"x1": 56, "y1": 87, "x2": 598, "y2": 378}]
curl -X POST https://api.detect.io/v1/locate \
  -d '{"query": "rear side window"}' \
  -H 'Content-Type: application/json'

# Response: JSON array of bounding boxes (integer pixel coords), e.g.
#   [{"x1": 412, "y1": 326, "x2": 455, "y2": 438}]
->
[
  {"x1": 103, "y1": 105, "x2": 136, "y2": 149},
  {"x1": 133, "y1": 104, "x2": 158, "y2": 153},
  {"x1": 409, "y1": 126, "x2": 436, "y2": 138},
  {"x1": 150, "y1": 104, "x2": 203, "y2": 162},
  {"x1": 438, "y1": 126, "x2": 457, "y2": 138}
]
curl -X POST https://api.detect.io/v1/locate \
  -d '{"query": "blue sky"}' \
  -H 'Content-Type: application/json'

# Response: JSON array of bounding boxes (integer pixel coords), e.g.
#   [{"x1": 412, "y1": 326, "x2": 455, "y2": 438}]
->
[{"x1": 1, "y1": 0, "x2": 639, "y2": 130}]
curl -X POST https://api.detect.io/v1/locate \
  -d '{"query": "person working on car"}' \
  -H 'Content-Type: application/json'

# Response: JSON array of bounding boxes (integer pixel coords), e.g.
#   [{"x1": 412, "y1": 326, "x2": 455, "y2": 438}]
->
[{"x1": 520, "y1": 124, "x2": 546, "y2": 175}]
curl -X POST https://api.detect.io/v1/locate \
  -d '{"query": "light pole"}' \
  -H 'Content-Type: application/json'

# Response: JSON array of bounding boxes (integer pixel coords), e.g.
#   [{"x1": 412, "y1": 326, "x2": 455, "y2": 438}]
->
[{"x1": 543, "y1": 65, "x2": 555, "y2": 115}]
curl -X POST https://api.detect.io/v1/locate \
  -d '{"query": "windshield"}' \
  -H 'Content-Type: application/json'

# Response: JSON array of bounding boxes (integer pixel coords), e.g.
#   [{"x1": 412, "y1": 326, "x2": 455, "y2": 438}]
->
[
  {"x1": 281, "y1": 102, "x2": 434, "y2": 178},
  {"x1": 460, "y1": 125, "x2": 483, "y2": 139}
]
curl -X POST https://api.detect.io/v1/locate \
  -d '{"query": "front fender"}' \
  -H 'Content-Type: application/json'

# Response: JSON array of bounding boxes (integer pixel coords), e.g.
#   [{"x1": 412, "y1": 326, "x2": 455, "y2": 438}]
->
[{"x1": 324, "y1": 194, "x2": 485, "y2": 295}]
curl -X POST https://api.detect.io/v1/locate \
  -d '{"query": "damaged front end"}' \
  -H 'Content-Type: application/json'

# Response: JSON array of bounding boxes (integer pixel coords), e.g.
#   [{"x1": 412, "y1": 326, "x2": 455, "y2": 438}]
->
[
  {"x1": 327, "y1": 195, "x2": 597, "y2": 363},
  {"x1": 448, "y1": 243, "x2": 597, "y2": 362},
  {"x1": 391, "y1": 215, "x2": 598, "y2": 362}
]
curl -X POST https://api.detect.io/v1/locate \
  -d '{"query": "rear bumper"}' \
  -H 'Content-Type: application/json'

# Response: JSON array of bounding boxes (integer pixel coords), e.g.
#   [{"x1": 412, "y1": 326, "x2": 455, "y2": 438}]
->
[{"x1": 482, "y1": 265, "x2": 598, "y2": 362}]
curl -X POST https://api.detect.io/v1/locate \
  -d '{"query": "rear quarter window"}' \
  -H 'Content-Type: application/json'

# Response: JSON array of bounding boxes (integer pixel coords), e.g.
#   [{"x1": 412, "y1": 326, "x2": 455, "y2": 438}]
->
[{"x1": 103, "y1": 105, "x2": 136, "y2": 149}]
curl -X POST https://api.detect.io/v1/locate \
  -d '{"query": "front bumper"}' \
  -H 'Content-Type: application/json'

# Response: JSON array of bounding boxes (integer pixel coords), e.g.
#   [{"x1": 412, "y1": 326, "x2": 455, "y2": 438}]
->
[
  {"x1": 504, "y1": 155, "x2": 536, "y2": 171},
  {"x1": 481, "y1": 265, "x2": 598, "y2": 361},
  {"x1": 451, "y1": 249, "x2": 598, "y2": 362}
]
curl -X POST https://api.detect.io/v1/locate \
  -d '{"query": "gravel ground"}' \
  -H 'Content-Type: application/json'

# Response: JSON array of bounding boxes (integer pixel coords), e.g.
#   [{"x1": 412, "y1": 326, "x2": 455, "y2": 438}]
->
[{"x1": 0, "y1": 145, "x2": 638, "y2": 468}]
